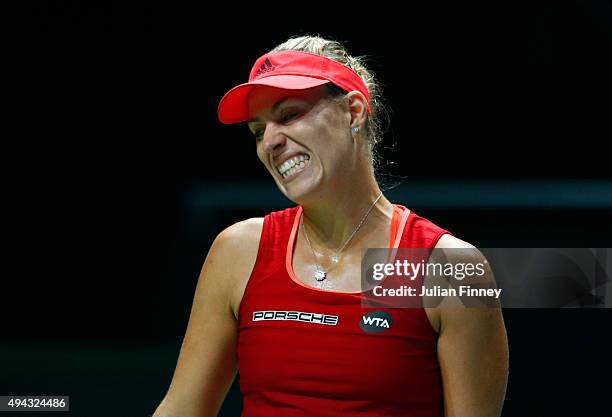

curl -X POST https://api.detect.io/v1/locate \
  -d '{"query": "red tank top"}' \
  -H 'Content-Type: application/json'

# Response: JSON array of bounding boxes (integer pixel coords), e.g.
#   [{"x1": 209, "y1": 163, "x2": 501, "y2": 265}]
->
[{"x1": 237, "y1": 204, "x2": 451, "y2": 417}]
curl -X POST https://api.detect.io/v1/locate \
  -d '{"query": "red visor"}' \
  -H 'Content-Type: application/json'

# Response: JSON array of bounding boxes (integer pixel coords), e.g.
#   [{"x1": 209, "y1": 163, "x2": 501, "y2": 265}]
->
[{"x1": 217, "y1": 50, "x2": 371, "y2": 124}]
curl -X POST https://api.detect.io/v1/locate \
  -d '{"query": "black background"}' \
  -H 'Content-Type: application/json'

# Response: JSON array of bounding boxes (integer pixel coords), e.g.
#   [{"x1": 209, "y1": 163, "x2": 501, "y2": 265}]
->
[{"x1": 2, "y1": 1, "x2": 611, "y2": 416}]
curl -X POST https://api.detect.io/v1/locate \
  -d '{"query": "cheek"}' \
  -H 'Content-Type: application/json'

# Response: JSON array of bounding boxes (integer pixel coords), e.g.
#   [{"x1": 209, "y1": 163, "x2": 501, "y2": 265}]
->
[
  {"x1": 255, "y1": 145, "x2": 267, "y2": 164},
  {"x1": 256, "y1": 147, "x2": 277, "y2": 175},
  {"x1": 316, "y1": 108, "x2": 350, "y2": 146}
]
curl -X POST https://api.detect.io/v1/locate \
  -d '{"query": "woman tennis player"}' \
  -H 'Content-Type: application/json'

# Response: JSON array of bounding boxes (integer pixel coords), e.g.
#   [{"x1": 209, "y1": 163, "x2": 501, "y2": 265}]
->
[{"x1": 153, "y1": 35, "x2": 509, "y2": 417}]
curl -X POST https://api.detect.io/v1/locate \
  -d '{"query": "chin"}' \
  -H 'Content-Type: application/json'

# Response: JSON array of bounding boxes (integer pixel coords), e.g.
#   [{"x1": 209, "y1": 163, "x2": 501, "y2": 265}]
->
[{"x1": 271, "y1": 159, "x2": 325, "y2": 204}]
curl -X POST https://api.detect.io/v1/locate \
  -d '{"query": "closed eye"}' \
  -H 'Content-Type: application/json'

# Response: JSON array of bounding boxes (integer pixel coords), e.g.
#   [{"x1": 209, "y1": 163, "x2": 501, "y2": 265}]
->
[
  {"x1": 281, "y1": 112, "x2": 298, "y2": 123},
  {"x1": 252, "y1": 110, "x2": 302, "y2": 141}
]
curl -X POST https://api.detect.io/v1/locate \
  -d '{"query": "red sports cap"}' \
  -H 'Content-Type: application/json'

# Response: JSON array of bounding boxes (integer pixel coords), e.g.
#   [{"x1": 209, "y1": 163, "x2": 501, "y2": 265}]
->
[{"x1": 217, "y1": 50, "x2": 371, "y2": 124}]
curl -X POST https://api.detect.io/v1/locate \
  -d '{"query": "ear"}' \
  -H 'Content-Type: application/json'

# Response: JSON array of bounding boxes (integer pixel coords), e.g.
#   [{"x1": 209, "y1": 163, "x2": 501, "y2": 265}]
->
[{"x1": 345, "y1": 91, "x2": 368, "y2": 131}]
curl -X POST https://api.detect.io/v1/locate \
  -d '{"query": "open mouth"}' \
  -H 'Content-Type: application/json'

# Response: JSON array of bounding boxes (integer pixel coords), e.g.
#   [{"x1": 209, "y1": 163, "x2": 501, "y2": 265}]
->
[{"x1": 276, "y1": 154, "x2": 311, "y2": 180}]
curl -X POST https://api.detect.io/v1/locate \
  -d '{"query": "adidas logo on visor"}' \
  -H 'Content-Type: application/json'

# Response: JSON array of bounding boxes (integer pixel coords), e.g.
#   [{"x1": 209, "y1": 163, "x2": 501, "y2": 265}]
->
[{"x1": 255, "y1": 57, "x2": 275, "y2": 78}]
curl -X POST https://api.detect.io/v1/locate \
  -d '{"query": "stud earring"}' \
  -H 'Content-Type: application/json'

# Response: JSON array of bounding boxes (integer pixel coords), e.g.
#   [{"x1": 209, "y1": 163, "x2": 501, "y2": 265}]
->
[{"x1": 352, "y1": 126, "x2": 360, "y2": 133}]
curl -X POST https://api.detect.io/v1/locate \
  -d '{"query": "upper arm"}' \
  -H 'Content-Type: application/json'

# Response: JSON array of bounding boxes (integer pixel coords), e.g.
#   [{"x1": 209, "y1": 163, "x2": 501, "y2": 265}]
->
[
  {"x1": 154, "y1": 218, "x2": 263, "y2": 417},
  {"x1": 434, "y1": 234, "x2": 509, "y2": 417}
]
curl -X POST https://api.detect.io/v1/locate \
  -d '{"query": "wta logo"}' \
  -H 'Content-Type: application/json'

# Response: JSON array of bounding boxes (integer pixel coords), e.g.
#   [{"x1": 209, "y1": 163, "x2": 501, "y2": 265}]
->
[{"x1": 360, "y1": 311, "x2": 393, "y2": 333}]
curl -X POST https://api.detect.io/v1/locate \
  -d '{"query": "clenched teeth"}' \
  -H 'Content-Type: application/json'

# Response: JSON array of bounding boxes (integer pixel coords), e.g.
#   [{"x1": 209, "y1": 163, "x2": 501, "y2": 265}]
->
[{"x1": 277, "y1": 154, "x2": 310, "y2": 177}]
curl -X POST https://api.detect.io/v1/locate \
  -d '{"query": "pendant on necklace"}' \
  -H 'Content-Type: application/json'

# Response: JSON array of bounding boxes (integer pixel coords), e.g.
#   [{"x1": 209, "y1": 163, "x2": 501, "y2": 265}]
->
[{"x1": 314, "y1": 268, "x2": 327, "y2": 281}]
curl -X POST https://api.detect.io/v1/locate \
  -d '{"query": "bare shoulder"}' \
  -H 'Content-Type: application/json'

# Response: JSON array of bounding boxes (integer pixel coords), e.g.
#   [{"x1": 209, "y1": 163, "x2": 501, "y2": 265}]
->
[
  {"x1": 433, "y1": 233, "x2": 489, "y2": 265},
  {"x1": 215, "y1": 217, "x2": 264, "y2": 250},
  {"x1": 208, "y1": 218, "x2": 264, "y2": 270},
  {"x1": 431, "y1": 232, "x2": 502, "y2": 317},
  {"x1": 211, "y1": 218, "x2": 264, "y2": 320},
  {"x1": 435, "y1": 233, "x2": 476, "y2": 250},
  {"x1": 426, "y1": 234, "x2": 491, "y2": 332}
]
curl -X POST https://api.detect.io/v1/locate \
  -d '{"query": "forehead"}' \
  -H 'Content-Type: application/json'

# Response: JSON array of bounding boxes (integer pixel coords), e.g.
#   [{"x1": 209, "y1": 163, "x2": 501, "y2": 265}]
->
[{"x1": 246, "y1": 85, "x2": 328, "y2": 123}]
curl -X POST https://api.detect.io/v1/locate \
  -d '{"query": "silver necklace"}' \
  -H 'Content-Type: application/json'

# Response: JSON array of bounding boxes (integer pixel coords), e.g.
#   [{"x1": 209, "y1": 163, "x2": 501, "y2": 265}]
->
[{"x1": 301, "y1": 192, "x2": 383, "y2": 282}]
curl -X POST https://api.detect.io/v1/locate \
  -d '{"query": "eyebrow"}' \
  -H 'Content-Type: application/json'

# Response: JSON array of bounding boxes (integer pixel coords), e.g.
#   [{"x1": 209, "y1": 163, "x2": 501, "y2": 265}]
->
[{"x1": 247, "y1": 97, "x2": 292, "y2": 124}]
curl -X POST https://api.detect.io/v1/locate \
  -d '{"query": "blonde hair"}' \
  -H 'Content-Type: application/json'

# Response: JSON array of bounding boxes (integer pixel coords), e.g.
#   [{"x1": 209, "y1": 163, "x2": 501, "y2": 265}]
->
[{"x1": 269, "y1": 35, "x2": 390, "y2": 172}]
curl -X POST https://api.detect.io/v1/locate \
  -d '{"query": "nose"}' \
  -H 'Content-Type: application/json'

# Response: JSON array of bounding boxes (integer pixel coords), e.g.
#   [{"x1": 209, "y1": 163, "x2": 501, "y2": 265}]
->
[{"x1": 261, "y1": 123, "x2": 287, "y2": 155}]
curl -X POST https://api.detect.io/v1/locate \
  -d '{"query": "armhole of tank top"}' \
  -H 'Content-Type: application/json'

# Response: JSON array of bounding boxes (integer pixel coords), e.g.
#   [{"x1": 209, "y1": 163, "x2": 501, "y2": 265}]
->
[
  {"x1": 390, "y1": 207, "x2": 444, "y2": 339},
  {"x1": 236, "y1": 215, "x2": 269, "y2": 322}
]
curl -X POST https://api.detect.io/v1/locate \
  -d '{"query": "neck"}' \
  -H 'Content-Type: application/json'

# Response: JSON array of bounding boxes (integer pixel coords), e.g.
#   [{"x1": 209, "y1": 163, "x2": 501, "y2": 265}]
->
[{"x1": 300, "y1": 179, "x2": 394, "y2": 253}]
